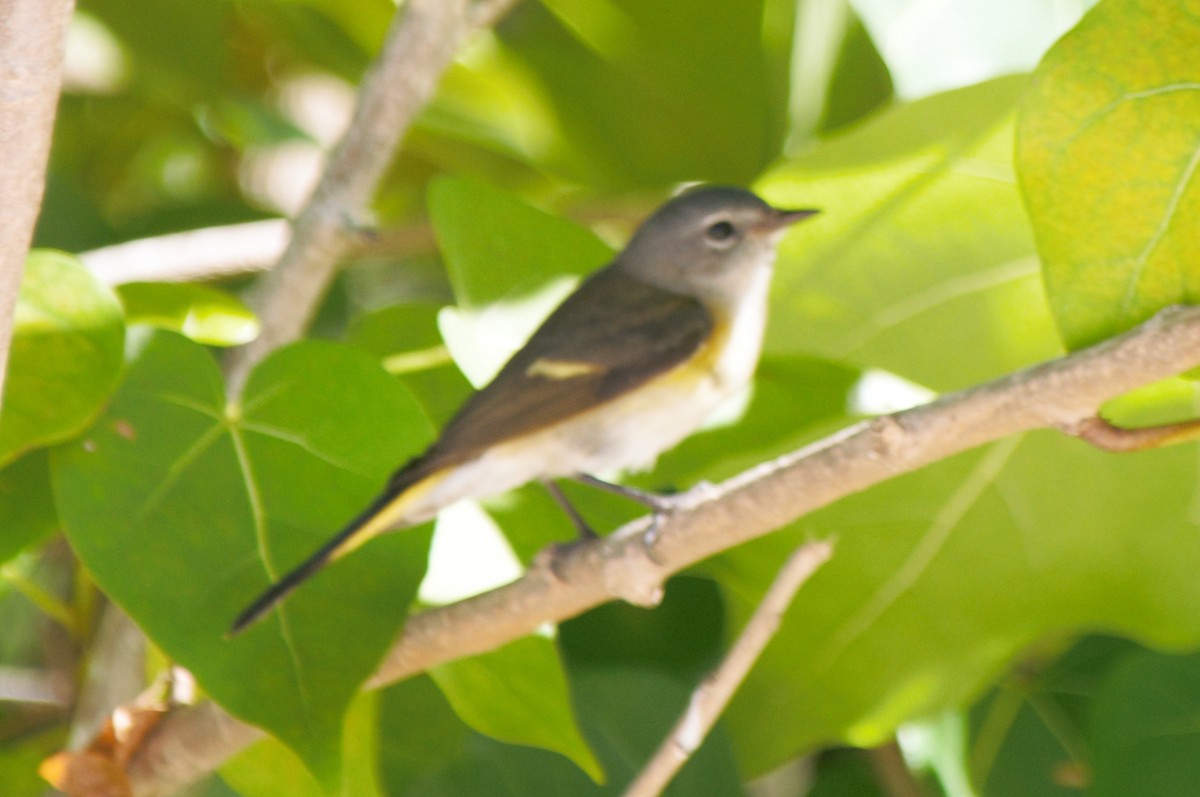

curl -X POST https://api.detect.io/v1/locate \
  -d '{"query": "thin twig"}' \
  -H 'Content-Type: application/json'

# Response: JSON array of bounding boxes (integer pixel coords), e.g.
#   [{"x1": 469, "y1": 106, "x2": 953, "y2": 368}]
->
[
  {"x1": 622, "y1": 540, "x2": 833, "y2": 797},
  {"x1": 1062, "y1": 415, "x2": 1200, "y2": 452},
  {"x1": 866, "y1": 740, "x2": 927, "y2": 797},
  {"x1": 119, "y1": 305, "x2": 1200, "y2": 796},
  {"x1": 224, "y1": 0, "x2": 521, "y2": 392},
  {"x1": 0, "y1": 0, "x2": 74, "y2": 406}
]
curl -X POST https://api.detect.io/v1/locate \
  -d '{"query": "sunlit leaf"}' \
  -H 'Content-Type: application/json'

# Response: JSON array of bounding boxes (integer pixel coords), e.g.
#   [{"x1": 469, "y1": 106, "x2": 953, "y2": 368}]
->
[
  {"x1": 428, "y1": 176, "x2": 611, "y2": 384},
  {"x1": 498, "y1": 0, "x2": 784, "y2": 188},
  {"x1": 717, "y1": 432, "x2": 1200, "y2": 775},
  {"x1": 761, "y1": 77, "x2": 1060, "y2": 390},
  {"x1": 0, "y1": 250, "x2": 124, "y2": 467},
  {"x1": 118, "y1": 282, "x2": 258, "y2": 346},
  {"x1": 1017, "y1": 0, "x2": 1200, "y2": 349}
]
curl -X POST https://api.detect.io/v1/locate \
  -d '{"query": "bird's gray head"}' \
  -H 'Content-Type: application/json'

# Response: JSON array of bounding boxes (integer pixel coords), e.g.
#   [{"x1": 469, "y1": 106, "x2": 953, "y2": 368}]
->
[{"x1": 615, "y1": 186, "x2": 818, "y2": 301}]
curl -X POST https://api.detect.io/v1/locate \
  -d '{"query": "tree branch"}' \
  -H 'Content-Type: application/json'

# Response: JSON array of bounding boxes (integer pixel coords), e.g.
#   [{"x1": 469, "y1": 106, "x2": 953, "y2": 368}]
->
[
  {"x1": 622, "y1": 540, "x2": 833, "y2": 797},
  {"x1": 224, "y1": 0, "x2": 521, "y2": 392},
  {"x1": 120, "y1": 305, "x2": 1200, "y2": 795},
  {"x1": 0, "y1": 0, "x2": 73, "y2": 406},
  {"x1": 78, "y1": 220, "x2": 438, "y2": 286}
]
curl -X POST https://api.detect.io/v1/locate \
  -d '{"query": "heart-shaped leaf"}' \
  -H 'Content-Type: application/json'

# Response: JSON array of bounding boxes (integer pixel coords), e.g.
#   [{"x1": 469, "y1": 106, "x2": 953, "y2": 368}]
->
[{"x1": 54, "y1": 331, "x2": 433, "y2": 783}]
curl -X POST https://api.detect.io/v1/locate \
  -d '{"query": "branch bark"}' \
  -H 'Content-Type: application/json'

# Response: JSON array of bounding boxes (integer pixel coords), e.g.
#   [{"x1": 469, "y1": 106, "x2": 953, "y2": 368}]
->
[
  {"x1": 224, "y1": 0, "x2": 520, "y2": 392},
  {"x1": 0, "y1": 0, "x2": 73, "y2": 406},
  {"x1": 122, "y1": 305, "x2": 1200, "y2": 795}
]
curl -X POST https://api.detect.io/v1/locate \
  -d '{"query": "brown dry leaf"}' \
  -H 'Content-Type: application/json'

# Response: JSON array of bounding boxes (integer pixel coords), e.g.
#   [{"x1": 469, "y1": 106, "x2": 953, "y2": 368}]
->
[{"x1": 40, "y1": 704, "x2": 166, "y2": 797}]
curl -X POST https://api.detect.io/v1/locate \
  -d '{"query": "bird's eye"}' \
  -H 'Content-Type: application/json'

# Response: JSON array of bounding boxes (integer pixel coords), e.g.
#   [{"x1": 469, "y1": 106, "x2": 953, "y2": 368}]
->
[{"x1": 705, "y1": 220, "x2": 736, "y2": 242}]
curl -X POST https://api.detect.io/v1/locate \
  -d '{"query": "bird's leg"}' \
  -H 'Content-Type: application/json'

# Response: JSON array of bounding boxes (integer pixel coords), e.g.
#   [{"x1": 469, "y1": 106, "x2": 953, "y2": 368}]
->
[
  {"x1": 542, "y1": 480, "x2": 598, "y2": 541},
  {"x1": 574, "y1": 474, "x2": 675, "y2": 552}
]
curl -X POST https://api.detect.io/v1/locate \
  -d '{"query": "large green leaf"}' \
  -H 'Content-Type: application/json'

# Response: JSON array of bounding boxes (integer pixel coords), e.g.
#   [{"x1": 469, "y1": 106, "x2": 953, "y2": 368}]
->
[
  {"x1": 1017, "y1": 0, "x2": 1200, "y2": 350},
  {"x1": 497, "y1": 0, "x2": 783, "y2": 188},
  {"x1": 378, "y1": 676, "x2": 602, "y2": 797},
  {"x1": 345, "y1": 302, "x2": 472, "y2": 428},
  {"x1": 760, "y1": 77, "x2": 1061, "y2": 391},
  {"x1": 431, "y1": 636, "x2": 603, "y2": 782},
  {"x1": 53, "y1": 332, "x2": 433, "y2": 784},
  {"x1": 1088, "y1": 649, "x2": 1200, "y2": 797},
  {"x1": 0, "y1": 250, "x2": 124, "y2": 467},
  {"x1": 714, "y1": 432, "x2": 1200, "y2": 776},
  {"x1": 429, "y1": 175, "x2": 613, "y2": 385},
  {"x1": 220, "y1": 692, "x2": 382, "y2": 797}
]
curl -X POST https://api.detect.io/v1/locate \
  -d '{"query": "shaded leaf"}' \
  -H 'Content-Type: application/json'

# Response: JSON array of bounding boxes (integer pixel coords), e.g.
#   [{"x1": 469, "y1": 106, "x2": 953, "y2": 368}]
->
[
  {"x1": 54, "y1": 332, "x2": 432, "y2": 783},
  {"x1": 431, "y1": 636, "x2": 603, "y2": 782},
  {"x1": 0, "y1": 451, "x2": 58, "y2": 565},
  {"x1": 1088, "y1": 649, "x2": 1200, "y2": 797},
  {"x1": 220, "y1": 692, "x2": 382, "y2": 797}
]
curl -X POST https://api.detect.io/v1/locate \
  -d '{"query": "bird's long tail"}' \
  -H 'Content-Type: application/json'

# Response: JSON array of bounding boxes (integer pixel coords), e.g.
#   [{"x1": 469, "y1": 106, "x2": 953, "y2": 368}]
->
[{"x1": 228, "y1": 467, "x2": 435, "y2": 636}]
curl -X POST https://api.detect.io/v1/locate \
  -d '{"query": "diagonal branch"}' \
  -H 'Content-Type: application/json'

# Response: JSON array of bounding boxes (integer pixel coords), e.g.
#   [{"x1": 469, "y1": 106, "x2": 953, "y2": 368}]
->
[
  {"x1": 124, "y1": 305, "x2": 1200, "y2": 795},
  {"x1": 622, "y1": 540, "x2": 834, "y2": 797},
  {"x1": 0, "y1": 0, "x2": 74, "y2": 407},
  {"x1": 224, "y1": 0, "x2": 521, "y2": 393}
]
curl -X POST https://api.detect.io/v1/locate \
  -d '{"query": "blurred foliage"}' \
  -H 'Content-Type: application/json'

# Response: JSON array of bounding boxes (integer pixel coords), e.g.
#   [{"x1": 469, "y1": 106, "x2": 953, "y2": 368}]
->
[{"x1": 5, "y1": 0, "x2": 1200, "y2": 795}]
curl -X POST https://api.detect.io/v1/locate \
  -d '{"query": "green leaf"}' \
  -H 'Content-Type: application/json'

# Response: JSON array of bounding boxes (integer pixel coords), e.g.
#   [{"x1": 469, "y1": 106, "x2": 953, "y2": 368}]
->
[
  {"x1": 345, "y1": 303, "x2": 472, "y2": 428},
  {"x1": 428, "y1": 176, "x2": 612, "y2": 385},
  {"x1": 1088, "y1": 649, "x2": 1200, "y2": 797},
  {"x1": 118, "y1": 282, "x2": 259, "y2": 346},
  {"x1": 221, "y1": 691, "x2": 382, "y2": 797},
  {"x1": 569, "y1": 666, "x2": 744, "y2": 795},
  {"x1": 498, "y1": 0, "x2": 783, "y2": 188},
  {"x1": 431, "y1": 636, "x2": 603, "y2": 783},
  {"x1": 429, "y1": 176, "x2": 611, "y2": 309},
  {"x1": 715, "y1": 432, "x2": 1200, "y2": 776},
  {"x1": 0, "y1": 451, "x2": 57, "y2": 565},
  {"x1": 0, "y1": 250, "x2": 124, "y2": 467},
  {"x1": 53, "y1": 332, "x2": 433, "y2": 784},
  {"x1": 760, "y1": 77, "x2": 1061, "y2": 391},
  {"x1": 378, "y1": 676, "x2": 601, "y2": 797},
  {"x1": 1017, "y1": 0, "x2": 1200, "y2": 350}
]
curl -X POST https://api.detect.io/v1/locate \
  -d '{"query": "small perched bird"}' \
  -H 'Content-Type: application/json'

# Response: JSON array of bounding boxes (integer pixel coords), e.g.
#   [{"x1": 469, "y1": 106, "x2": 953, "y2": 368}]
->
[{"x1": 230, "y1": 186, "x2": 818, "y2": 635}]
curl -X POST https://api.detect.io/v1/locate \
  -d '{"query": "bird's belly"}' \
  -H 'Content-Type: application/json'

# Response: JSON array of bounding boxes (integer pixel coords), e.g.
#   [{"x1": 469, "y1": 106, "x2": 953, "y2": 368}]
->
[
  {"x1": 404, "y1": 366, "x2": 728, "y2": 522},
  {"x1": 406, "y1": 280, "x2": 768, "y2": 522}
]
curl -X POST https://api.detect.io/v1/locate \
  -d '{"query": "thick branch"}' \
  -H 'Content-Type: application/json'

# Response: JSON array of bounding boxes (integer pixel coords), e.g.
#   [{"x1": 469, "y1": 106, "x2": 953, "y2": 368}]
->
[
  {"x1": 124, "y1": 305, "x2": 1200, "y2": 795},
  {"x1": 0, "y1": 0, "x2": 73, "y2": 405},
  {"x1": 225, "y1": 0, "x2": 520, "y2": 391}
]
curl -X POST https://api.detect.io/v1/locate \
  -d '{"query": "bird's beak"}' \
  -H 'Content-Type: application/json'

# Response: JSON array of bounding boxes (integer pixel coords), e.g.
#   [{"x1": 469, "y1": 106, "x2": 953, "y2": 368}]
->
[
  {"x1": 754, "y1": 206, "x2": 820, "y2": 237},
  {"x1": 769, "y1": 207, "x2": 821, "y2": 228}
]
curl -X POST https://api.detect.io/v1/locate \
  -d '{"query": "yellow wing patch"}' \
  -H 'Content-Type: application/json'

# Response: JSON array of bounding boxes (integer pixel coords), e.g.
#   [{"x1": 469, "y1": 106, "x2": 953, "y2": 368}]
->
[{"x1": 525, "y1": 358, "x2": 605, "y2": 380}]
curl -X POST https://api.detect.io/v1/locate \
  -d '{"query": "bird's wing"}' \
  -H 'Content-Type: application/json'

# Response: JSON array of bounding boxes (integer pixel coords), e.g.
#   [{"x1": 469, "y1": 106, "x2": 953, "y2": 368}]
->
[{"x1": 418, "y1": 267, "x2": 714, "y2": 473}]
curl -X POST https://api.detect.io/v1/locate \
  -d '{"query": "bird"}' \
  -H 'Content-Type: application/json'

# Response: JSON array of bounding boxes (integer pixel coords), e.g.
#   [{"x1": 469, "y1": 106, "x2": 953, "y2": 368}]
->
[{"x1": 229, "y1": 185, "x2": 818, "y2": 635}]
